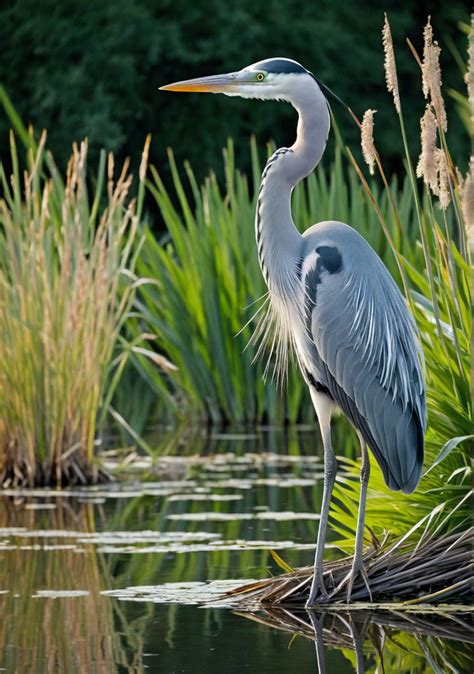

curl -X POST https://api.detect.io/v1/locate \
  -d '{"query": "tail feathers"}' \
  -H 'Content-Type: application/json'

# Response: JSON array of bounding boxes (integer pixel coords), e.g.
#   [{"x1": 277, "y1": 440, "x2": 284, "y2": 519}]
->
[
  {"x1": 381, "y1": 454, "x2": 422, "y2": 494},
  {"x1": 374, "y1": 406, "x2": 424, "y2": 494},
  {"x1": 399, "y1": 410, "x2": 424, "y2": 494}
]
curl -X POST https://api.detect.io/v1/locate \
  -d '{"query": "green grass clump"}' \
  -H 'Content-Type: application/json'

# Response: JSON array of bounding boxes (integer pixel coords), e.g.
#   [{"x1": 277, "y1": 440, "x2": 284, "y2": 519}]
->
[{"x1": 0, "y1": 133, "x2": 149, "y2": 486}]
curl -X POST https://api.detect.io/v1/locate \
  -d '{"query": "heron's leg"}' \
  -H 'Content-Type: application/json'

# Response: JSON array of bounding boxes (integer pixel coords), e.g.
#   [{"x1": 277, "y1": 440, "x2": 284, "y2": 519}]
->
[
  {"x1": 307, "y1": 611, "x2": 327, "y2": 674},
  {"x1": 337, "y1": 614, "x2": 366, "y2": 674},
  {"x1": 347, "y1": 433, "x2": 371, "y2": 602},
  {"x1": 306, "y1": 403, "x2": 337, "y2": 608}
]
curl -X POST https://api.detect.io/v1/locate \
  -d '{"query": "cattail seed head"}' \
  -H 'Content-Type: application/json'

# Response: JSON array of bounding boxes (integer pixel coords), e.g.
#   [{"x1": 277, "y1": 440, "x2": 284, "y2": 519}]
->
[
  {"x1": 139, "y1": 134, "x2": 152, "y2": 183},
  {"x1": 421, "y1": 18, "x2": 447, "y2": 132},
  {"x1": 382, "y1": 14, "x2": 401, "y2": 113},
  {"x1": 416, "y1": 105, "x2": 438, "y2": 192},
  {"x1": 462, "y1": 158, "x2": 474, "y2": 250},
  {"x1": 421, "y1": 20, "x2": 433, "y2": 99},
  {"x1": 466, "y1": 14, "x2": 474, "y2": 132},
  {"x1": 436, "y1": 149, "x2": 451, "y2": 210},
  {"x1": 361, "y1": 109, "x2": 377, "y2": 175}
]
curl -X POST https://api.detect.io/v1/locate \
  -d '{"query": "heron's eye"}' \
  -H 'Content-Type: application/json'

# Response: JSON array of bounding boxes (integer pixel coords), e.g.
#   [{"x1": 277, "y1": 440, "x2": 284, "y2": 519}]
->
[{"x1": 256, "y1": 73, "x2": 265, "y2": 81}]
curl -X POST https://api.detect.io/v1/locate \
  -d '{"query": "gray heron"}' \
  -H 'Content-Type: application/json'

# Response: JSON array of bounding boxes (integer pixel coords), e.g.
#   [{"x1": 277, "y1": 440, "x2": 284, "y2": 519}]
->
[{"x1": 160, "y1": 58, "x2": 426, "y2": 606}]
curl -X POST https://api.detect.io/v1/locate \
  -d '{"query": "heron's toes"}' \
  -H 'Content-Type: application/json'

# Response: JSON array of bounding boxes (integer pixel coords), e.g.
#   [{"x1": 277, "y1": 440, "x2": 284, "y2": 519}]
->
[
  {"x1": 305, "y1": 573, "x2": 329, "y2": 608},
  {"x1": 326, "y1": 557, "x2": 372, "y2": 602},
  {"x1": 346, "y1": 557, "x2": 372, "y2": 603}
]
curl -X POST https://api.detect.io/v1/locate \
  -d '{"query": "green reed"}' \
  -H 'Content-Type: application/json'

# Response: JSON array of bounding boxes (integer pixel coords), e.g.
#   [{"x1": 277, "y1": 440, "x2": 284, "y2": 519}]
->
[
  {"x1": 0, "y1": 131, "x2": 156, "y2": 486},
  {"x1": 331, "y1": 15, "x2": 472, "y2": 548}
]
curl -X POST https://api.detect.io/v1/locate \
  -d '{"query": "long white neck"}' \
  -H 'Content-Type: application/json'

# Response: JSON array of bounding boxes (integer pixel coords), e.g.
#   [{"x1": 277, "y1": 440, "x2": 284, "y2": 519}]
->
[{"x1": 255, "y1": 78, "x2": 331, "y2": 296}]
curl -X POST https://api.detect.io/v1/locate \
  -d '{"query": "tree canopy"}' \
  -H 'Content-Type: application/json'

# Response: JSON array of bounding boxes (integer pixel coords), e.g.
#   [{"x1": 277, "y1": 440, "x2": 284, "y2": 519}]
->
[{"x1": 0, "y1": 0, "x2": 468, "y2": 182}]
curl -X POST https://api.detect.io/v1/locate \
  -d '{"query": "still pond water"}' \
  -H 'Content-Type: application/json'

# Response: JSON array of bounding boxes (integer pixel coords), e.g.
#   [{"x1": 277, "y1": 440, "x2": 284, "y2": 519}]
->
[{"x1": 0, "y1": 429, "x2": 472, "y2": 673}]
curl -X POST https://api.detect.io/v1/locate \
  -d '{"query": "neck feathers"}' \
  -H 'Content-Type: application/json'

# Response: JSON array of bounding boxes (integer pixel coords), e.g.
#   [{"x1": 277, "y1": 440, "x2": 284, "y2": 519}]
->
[
  {"x1": 252, "y1": 78, "x2": 330, "y2": 381},
  {"x1": 255, "y1": 79, "x2": 330, "y2": 290}
]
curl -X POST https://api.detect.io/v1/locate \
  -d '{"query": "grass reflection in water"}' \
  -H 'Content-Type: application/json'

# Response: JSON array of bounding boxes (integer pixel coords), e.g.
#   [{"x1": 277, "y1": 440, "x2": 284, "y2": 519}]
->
[{"x1": 0, "y1": 431, "x2": 471, "y2": 673}]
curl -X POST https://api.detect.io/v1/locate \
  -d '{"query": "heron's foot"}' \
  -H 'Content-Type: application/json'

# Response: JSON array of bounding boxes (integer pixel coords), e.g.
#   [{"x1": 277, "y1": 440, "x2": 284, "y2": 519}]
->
[
  {"x1": 305, "y1": 571, "x2": 330, "y2": 608},
  {"x1": 327, "y1": 556, "x2": 372, "y2": 603},
  {"x1": 346, "y1": 556, "x2": 372, "y2": 603}
]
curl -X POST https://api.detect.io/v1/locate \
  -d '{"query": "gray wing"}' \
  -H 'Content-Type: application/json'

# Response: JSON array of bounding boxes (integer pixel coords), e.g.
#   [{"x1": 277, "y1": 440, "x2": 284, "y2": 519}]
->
[{"x1": 303, "y1": 228, "x2": 426, "y2": 494}]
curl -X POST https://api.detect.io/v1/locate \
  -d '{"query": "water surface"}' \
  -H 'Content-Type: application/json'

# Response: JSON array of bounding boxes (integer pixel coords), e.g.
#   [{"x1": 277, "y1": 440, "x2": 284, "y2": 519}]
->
[{"x1": 0, "y1": 429, "x2": 471, "y2": 672}]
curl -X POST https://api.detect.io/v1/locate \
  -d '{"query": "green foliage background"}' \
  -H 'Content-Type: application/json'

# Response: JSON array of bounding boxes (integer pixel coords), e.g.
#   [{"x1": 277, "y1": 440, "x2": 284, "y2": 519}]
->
[{"x1": 0, "y1": 0, "x2": 469, "y2": 183}]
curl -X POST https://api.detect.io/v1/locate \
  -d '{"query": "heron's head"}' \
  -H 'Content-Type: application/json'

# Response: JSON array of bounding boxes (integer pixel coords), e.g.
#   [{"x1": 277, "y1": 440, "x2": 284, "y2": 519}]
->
[{"x1": 160, "y1": 58, "x2": 322, "y2": 103}]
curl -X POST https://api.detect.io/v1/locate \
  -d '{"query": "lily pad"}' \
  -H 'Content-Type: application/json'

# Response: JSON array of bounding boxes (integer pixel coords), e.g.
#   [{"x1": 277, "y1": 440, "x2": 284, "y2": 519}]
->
[
  {"x1": 101, "y1": 580, "x2": 253, "y2": 605},
  {"x1": 32, "y1": 590, "x2": 90, "y2": 598}
]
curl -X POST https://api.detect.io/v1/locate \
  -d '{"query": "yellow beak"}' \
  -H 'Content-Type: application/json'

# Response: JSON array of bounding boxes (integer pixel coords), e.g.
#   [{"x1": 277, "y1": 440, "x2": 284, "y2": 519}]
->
[{"x1": 159, "y1": 73, "x2": 238, "y2": 93}]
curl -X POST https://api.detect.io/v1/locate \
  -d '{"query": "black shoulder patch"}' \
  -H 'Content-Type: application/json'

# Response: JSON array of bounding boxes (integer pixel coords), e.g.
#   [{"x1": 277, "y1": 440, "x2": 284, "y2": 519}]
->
[
  {"x1": 304, "y1": 261, "x2": 322, "y2": 336},
  {"x1": 316, "y1": 245, "x2": 342, "y2": 274},
  {"x1": 305, "y1": 369, "x2": 332, "y2": 399},
  {"x1": 303, "y1": 246, "x2": 343, "y2": 337},
  {"x1": 255, "y1": 58, "x2": 307, "y2": 74}
]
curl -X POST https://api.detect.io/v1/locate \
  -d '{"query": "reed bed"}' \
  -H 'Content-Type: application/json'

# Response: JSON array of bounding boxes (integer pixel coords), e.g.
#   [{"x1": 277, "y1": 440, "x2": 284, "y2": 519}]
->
[
  {"x1": 225, "y1": 526, "x2": 473, "y2": 607},
  {"x1": 0, "y1": 132, "x2": 159, "y2": 487}
]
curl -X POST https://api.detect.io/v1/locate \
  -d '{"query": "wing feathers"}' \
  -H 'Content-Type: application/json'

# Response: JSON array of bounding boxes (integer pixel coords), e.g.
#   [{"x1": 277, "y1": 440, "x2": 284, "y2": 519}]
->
[{"x1": 303, "y1": 228, "x2": 426, "y2": 493}]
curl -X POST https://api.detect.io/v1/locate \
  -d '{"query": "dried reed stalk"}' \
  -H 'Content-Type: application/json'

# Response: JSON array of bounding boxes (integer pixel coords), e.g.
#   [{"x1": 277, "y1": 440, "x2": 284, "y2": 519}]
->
[{"x1": 222, "y1": 528, "x2": 473, "y2": 608}]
